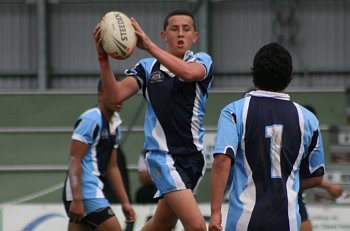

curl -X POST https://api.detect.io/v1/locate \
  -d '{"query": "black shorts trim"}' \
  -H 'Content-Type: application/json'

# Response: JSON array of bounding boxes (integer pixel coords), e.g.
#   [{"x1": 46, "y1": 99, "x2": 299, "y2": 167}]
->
[{"x1": 63, "y1": 200, "x2": 115, "y2": 230}]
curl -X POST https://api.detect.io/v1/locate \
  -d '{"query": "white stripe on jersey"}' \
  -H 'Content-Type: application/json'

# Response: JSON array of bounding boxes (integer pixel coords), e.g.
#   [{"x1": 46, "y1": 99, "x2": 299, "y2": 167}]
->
[
  {"x1": 90, "y1": 134, "x2": 105, "y2": 198},
  {"x1": 152, "y1": 119, "x2": 168, "y2": 152},
  {"x1": 236, "y1": 96, "x2": 255, "y2": 230},
  {"x1": 286, "y1": 103, "x2": 306, "y2": 231},
  {"x1": 191, "y1": 84, "x2": 202, "y2": 151}
]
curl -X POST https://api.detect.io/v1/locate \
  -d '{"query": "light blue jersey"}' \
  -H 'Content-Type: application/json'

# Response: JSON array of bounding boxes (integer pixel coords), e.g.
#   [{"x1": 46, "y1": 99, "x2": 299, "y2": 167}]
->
[
  {"x1": 214, "y1": 91, "x2": 325, "y2": 231},
  {"x1": 126, "y1": 51, "x2": 214, "y2": 155},
  {"x1": 63, "y1": 108, "x2": 122, "y2": 201}
]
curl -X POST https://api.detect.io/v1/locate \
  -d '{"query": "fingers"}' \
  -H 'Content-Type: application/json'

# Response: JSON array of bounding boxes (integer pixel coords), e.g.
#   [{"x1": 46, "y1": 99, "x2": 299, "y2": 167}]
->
[
  {"x1": 209, "y1": 222, "x2": 223, "y2": 231},
  {"x1": 93, "y1": 23, "x2": 103, "y2": 43},
  {"x1": 69, "y1": 212, "x2": 83, "y2": 223},
  {"x1": 93, "y1": 23, "x2": 100, "y2": 36},
  {"x1": 124, "y1": 207, "x2": 136, "y2": 223},
  {"x1": 130, "y1": 17, "x2": 143, "y2": 37}
]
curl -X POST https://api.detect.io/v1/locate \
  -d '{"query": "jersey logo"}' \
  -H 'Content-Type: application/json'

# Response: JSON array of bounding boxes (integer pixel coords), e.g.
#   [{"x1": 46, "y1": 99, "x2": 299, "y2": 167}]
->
[{"x1": 150, "y1": 71, "x2": 164, "y2": 83}]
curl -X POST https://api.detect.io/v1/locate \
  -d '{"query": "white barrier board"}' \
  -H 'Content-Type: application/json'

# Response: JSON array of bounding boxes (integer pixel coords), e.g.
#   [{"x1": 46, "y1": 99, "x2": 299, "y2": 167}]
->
[{"x1": 1, "y1": 203, "x2": 350, "y2": 231}]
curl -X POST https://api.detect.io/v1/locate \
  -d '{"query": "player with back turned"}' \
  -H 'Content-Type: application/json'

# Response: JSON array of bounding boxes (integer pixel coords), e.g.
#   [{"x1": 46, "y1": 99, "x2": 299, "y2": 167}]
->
[
  {"x1": 209, "y1": 42, "x2": 325, "y2": 231},
  {"x1": 93, "y1": 10, "x2": 214, "y2": 231}
]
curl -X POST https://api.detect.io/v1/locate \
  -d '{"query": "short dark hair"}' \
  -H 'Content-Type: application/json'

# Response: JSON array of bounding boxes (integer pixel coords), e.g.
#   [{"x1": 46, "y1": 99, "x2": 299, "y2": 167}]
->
[
  {"x1": 163, "y1": 10, "x2": 196, "y2": 31},
  {"x1": 252, "y1": 42, "x2": 293, "y2": 92},
  {"x1": 303, "y1": 105, "x2": 317, "y2": 117}
]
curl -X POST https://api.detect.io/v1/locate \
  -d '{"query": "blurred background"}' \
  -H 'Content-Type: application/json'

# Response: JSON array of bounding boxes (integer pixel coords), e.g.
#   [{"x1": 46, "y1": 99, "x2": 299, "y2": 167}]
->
[{"x1": 0, "y1": 0, "x2": 349, "y2": 220}]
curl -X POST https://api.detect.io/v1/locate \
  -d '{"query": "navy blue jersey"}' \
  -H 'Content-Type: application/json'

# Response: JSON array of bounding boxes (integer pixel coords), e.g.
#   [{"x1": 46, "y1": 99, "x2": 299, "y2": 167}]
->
[
  {"x1": 126, "y1": 51, "x2": 214, "y2": 155},
  {"x1": 214, "y1": 91, "x2": 325, "y2": 231},
  {"x1": 64, "y1": 108, "x2": 122, "y2": 200}
]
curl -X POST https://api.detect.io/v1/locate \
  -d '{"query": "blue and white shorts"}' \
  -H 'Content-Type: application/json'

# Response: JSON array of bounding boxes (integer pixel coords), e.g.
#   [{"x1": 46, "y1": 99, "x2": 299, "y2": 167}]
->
[{"x1": 146, "y1": 150, "x2": 206, "y2": 198}]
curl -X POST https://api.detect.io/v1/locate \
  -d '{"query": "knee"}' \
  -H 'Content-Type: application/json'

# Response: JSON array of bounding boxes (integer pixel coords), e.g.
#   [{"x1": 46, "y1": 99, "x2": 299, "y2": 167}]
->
[
  {"x1": 186, "y1": 221, "x2": 206, "y2": 231},
  {"x1": 143, "y1": 217, "x2": 177, "y2": 231}
]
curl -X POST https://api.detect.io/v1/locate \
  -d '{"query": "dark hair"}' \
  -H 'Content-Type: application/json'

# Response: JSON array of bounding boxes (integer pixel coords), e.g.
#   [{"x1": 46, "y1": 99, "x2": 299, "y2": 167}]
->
[
  {"x1": 303, "y1": 105, "x2": 317, "y2": 117},
  {"x1": 252, "y1": 42, "x2": 293, "y2": 92},
  {"x1": 163, "y1": 10, "x2": 196, "y2": 31}
]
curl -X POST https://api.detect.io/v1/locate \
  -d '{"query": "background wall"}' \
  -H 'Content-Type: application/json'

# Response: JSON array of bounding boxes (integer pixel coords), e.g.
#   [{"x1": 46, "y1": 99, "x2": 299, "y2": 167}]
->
[{"x1": 0, "y1": 0, "x2": 350, "y2": 90}]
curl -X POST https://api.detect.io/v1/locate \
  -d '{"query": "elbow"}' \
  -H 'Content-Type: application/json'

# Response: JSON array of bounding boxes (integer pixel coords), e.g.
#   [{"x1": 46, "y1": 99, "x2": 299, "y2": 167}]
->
[
  {"x1": 314, "y1": 176, "x2": 324, "y2": 187},
  {"x1": 105, "y1": 93, "x2": 123, "y2": 106},
  {"x1": 108, "y1": 97, "x2": 123, "y2": 106},
  {"x1": 301, "y1": 176, "x2": 324, "y2": 190}
]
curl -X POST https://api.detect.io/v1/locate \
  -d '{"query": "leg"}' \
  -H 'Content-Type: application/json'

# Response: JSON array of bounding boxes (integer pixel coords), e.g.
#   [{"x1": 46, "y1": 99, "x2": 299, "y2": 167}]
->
[
  {"x1": 95, "y1": 216, "x2": 123, "y2": 231},
  {"x1": 165, "y1": 189, "x2": 206, "y2": 231},
  {"x1": 142, "y1": 189, "x2": 206, "y2": 231},
  {"x1": 68, "y1": 222, "x2": 92, "y2": 231},
  {"x1": 141, "y1": 198, "x2": 178, "y2": 231},
  {"x1": 300, "y1": 219, "x2": 313, "y2": 231}
]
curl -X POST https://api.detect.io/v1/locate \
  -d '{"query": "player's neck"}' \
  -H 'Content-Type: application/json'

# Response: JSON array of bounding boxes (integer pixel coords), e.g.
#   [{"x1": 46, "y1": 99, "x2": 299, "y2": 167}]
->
[{"x1": 99, "y1": 105, "x2": 114, "y2": 121}]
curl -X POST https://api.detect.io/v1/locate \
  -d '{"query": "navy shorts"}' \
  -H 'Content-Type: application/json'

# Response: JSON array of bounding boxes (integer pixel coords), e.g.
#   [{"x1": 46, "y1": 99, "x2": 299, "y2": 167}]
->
[
  {"x1": 63, "y1": 198, "x2": 115, "y2": 230},
  {"x1": 146, "y1": 150, "x2": 206, "y2": 198}
]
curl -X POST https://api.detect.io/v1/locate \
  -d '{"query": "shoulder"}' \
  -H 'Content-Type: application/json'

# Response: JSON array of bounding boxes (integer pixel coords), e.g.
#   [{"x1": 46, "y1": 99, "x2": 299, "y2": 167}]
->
[
  {"x1": 195, "y1": 52, "x2": 212, "y2": 60},
  {"x1": 78, "y1": 108, "x2": 102, "y2": 125},
  {"x1": 186, "y1": 51, "x2": 212, "y2": 64},
  {"x1": 222, "y1": 98, "x2": 245, "y2": 112},
  {"x1": 296, "y1": 104, "x2": 319, "y2": 127},
  {"x1": 137, "y1": 57, "x2": 157, "y2": 67}
]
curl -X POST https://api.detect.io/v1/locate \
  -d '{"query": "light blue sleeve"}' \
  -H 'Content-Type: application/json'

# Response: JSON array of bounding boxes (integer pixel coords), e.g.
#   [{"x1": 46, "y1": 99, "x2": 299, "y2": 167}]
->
[
  {"x1": 193, "y1": 52, "x2": 213, "y2": 78},
  {"x1": 309, "y1": 129, "x2": 325, "y2": 173},
  {"x1": 72, "y1": 118, "x2": 99, "y2": 145},
  {"x1": 124, "y1": 58, "x2": 156, "y2": 90},
  {"x1": 300, "y1": 106, "x2": 325, "y2": 175},
  {"x1": 214, "y1": 103, "x2": 239, "y2": 159}
]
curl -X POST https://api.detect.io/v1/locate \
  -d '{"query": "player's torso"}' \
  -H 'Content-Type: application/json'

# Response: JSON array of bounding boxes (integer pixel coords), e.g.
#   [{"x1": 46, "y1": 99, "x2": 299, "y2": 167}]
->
[
  {"x1": 229, "y1": 95, "x2": 303, "y2": 231},
  {"x1": 143, "y1": 60, "x2": 210, "y2": 154}
]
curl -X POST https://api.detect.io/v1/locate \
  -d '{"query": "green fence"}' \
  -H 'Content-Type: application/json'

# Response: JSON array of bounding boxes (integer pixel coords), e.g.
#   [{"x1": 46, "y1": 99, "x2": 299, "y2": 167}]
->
[{"x1": 0, "y1": 90, "x2": 346, "y2": 204}]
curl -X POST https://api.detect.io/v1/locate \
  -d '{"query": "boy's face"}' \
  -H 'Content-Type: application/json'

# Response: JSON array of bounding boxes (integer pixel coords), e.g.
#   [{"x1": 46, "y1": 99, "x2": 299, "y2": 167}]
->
[
  {"x1": 98, "y1": 91, "x2": 123, "y2": 112},
  {"x1": 161, "y1": 15, "x2": 198, "y2": 58}
]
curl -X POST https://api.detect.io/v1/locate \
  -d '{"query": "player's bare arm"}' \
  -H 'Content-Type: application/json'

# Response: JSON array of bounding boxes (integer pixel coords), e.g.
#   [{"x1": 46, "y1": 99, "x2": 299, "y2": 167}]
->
[
  {"x1": 68, "y1": 140, "x2": 89, "y2": 222},
  {"x1": 93, "y1": 23, "x2": 139, "y2": 104},
  {"x1": 209, "y1": 154, "x2": 232, "y2": 231},
  {"x1": 107, "y1": 150, "x2": 136, "y2": 223},
  {"x1": 300, "y1": 176, "x2": 323, "y2": 190}
]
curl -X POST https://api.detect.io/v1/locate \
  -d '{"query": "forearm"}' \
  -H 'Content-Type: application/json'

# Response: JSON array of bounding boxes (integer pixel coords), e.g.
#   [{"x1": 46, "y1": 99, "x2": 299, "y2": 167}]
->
[
  {"x1": 99, "y1": 60, "x2": 121, "y2": 102},
  {"x1": 68, "y1": 156, "x2": 83, "y2": 200},
  {"x1": 300, "y1": 176, "x2": 323, "y2": 190},
  {"x1": 146, "y1": 42, "x2": 204, "y2": 81},
  {"x1": 108, "y1": 166, "x2": 130, "y2": 204},
  {"x1": 210, "y1": 155, "x2": 231, "y2": 213}
]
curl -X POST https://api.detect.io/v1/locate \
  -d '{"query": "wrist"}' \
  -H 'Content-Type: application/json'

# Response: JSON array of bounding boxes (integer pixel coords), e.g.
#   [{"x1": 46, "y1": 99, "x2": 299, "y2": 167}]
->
[
  {"x1": 121, "y1": 202, "x2": 130, "y2": 207},
  {"x1": 98, "y1": 53, "x2": 109, "y2": 62}
]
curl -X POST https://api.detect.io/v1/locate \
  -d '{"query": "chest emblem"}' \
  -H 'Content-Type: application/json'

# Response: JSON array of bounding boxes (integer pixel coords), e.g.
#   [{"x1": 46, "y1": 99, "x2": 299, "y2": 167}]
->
[{"x1": 150, "y1": 71, "x2": 165, "y2": 83}]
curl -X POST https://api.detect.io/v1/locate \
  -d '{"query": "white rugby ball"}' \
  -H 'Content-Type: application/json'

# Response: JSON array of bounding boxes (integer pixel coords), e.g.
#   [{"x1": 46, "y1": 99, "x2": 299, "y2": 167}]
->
[{"x1": 100, "y1": 11, "x2": 137, "y2": 60}]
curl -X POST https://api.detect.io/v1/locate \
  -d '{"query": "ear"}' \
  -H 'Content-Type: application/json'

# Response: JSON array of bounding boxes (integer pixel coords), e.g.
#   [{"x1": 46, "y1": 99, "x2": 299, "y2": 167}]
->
[
  {"x1": 192, "y1": 31, "x2": 199, "y2": 43},
  {"x1": 160, "y1": 31, "x2": 167, "y2": 42}
]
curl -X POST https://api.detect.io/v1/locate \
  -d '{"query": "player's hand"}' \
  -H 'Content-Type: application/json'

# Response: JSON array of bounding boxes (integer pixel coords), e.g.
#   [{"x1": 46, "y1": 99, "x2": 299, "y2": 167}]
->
[
  {"x1": 328, "y1": 184, "x2": 343, "y2": 198},
  {"x1": 122, "y1": 203, "x2": 136, "y2": 223},
  {"x1": 209, "y1": 212, "x2": 223, "y2": 231},
  {"x1": 69, "y1": 199, "x2": 85, "y2": 222},
  {"x1": 130, "y1": 17, "x2": 153, "y2": 51},
  {"x1": 92, "y1": 23, "x2": 108, "y2": 61}
]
